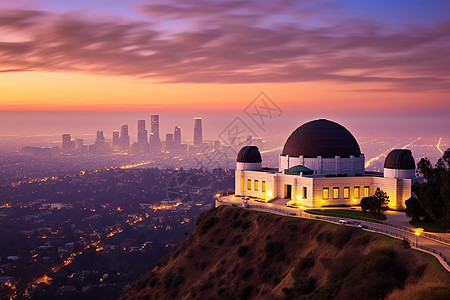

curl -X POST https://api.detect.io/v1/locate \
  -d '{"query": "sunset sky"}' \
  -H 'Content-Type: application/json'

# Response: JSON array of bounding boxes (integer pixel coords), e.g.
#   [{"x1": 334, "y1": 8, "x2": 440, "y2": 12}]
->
[
  {"x1": 0, "y1": 0, "x2": 449, "y2": 142},
  {"x1": 1, "y1": 0, "x2": 449, "y2": 111}
]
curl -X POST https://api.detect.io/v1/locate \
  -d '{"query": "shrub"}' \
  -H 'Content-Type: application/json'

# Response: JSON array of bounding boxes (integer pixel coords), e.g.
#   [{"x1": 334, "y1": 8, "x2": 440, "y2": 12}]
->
[
  {"x1": 402, "y1": 238, "x2": 411, "y2": 248},
  {"x1": 200, "y1": 216, "x2": 217, "y2": 234},
  {"x1": 242, "y1": 267, "x2": 254, "y2": 279},
  {"x1": 293, "y1": 257, "x2": 315, "y2": 277},
  {"x1": 232, "y1": 219, "x2": 243, "y2": 228},
  {"x1": 241, "y1": 220, "x2": 252, "y2": 230},
  {"x1": 333, "y1": 226, "x2": 356, "y2": 248},
  {"x1": 316, "y1": 231, "x2": 333, "y2": 244},
  {"x1": 238, "y1": 245, "x2": 249, "y2": 257},
  {"x1": 265, "y1": 241, "x2": 285, "y2": 261},
  {"x1": 283, "y1": 277, "x2": 316, "y2": 298},
  {"x1": 239, "y1": 285, "x2": 254, "y2": 300}
]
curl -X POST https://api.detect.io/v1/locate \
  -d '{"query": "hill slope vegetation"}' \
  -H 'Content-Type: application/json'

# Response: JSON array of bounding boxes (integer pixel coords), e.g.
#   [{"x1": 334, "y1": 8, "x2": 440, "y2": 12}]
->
[{"x1": 121, "y1": 206, "x2": 450, "y2": 300}]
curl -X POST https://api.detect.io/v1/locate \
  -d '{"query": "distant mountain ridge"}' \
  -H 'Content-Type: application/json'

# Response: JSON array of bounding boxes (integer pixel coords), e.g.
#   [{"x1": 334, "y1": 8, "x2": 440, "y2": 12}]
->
[{"x1": 121, "y1": 206, "x2": 450, "y2": 300}]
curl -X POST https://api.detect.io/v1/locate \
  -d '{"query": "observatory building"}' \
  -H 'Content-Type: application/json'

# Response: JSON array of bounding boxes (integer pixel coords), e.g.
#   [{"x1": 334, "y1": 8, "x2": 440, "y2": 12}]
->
[{"x1": 234, "y1": 119, "x2": 419, "y2": 210}]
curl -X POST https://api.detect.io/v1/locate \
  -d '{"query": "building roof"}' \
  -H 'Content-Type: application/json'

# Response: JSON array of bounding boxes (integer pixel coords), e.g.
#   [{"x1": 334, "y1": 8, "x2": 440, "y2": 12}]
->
[
  {"x1": 284, "y1": 165, "x2": 314, "y2": 175},
  {"x1": 237, "y1": 146, "x2": 262, "y2": 163},
  {"x1": 281, "y1": 119, "x2": 361, "y2": 158},
  {"x1": 384, "y1": 149, "x2": 415, "y2": 170}
]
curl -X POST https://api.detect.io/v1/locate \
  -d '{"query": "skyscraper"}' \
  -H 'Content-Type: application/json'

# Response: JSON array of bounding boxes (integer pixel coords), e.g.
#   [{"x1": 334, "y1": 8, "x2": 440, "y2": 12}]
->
[
  {"x1": 96, "y1": 131, "x2": 105, "y2": 146},
  {"x1": 165, "y1": 133, "x2": 174, "y2": 152},
  {"x1": 150, "y1": 115, "x2": 161, "y2": 153},
  {"x1": 74, "y1": 139, "x2": 84, "y2": 152},
  {"x1": 62, "y1": 134, "x2": 72, "y2": 152},
  {"x1": 174, "y1": 126, "x2": 181, "y2": 146},
  {"x1": 120, "y1": 125, "x2": 130, "y2": 151},
  {"x1": 193, "y1": 118, "x2": 203, "y2": 146},
  {"x1": 112, "y1": 131, "x2": 120, "y2": 151},
  {"x1": 137, "y1": 120, "x2": 148, "y2": 145}
]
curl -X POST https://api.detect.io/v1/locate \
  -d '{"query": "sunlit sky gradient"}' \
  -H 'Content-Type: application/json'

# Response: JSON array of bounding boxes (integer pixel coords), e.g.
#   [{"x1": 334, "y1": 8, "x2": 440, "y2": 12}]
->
[{"x1": 0, "y1": 0, "x2": 449, "y2": 141}]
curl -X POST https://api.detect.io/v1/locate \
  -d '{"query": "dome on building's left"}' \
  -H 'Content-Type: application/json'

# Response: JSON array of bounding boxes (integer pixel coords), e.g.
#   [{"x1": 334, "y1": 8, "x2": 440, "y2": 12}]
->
[{"x1": 237, "y1": 146, "x2": 262, "y2": 163}]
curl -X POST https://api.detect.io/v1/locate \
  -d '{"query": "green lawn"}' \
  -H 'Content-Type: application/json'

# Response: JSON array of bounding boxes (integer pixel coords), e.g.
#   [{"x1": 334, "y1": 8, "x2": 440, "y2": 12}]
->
[
  {"x1": 305, "y1": 209, "x2": 387, "y2": 221},
  {"x1": 409, "y1": 220, "x2": 446, "y2": 233}
]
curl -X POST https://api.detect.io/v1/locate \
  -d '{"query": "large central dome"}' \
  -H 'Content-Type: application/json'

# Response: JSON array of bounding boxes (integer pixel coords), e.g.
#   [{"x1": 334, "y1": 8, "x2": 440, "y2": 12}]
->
[{"x1": 282, "y1": 119, "x2": 361, "y2": 158}]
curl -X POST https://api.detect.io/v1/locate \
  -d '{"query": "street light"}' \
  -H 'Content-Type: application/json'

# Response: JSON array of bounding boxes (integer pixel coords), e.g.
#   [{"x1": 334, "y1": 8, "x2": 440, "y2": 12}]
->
[{"x1": 415, "y1": 228, "x2": 424, "y2": 246}]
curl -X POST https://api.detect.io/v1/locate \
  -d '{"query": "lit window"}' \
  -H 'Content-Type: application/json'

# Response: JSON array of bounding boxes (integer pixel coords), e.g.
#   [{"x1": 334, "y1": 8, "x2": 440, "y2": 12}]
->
[
  {"x1": 364, "y1": 186, "x2": 370, "y2": 197},
  {"x1": 333, "y1": 187, "x2": 339, "y2": 199},
  {"x1": 254, "y1": 180, "x2": 259, "y2": 191},
  {"x1": 247, "y1": 179, "x2": 252, "y2": 190},
  {"x1": 322, "y1": 188, "x2": 329, "y2": 200},
  {"x1": 303, "y1": 186, "x2": 307, "y2": 199},
  {"x1": 343, "y1": 187, "x2": 349, "y2": 199},
  {"x1": 354, "y1": 186, "x2": 360, "y2": 198},
  {"x1": 262, "y1": 181, "x2": 266, "y2": 193}
]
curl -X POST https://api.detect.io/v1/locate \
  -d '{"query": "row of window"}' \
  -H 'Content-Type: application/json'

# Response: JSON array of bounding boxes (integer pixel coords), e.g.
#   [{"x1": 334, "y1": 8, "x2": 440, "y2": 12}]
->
[
  {"x1": 247, "y1": 179, "x2": 266, "y2": 192},
  {"x1": 322, "y1": 186, "x2": 369, "y2": 200}
]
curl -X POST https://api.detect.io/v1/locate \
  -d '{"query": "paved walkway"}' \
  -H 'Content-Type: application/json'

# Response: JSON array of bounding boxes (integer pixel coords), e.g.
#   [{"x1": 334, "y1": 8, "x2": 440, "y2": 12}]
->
[{"x1": 217, "y1": 195, "x2": 450, "y2": 272}]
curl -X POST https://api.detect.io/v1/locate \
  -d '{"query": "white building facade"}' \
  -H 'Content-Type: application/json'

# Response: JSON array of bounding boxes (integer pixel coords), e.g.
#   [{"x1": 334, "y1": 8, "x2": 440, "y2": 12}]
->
[{"x1": 234, "y1": 120, "x2": 419, "y2": 210}]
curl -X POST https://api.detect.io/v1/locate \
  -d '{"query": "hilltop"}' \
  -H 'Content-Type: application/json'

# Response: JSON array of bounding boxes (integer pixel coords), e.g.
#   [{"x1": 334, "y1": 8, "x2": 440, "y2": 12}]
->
[{"x1": 121, "y1": 206, "x2": 450, "y2": 300}]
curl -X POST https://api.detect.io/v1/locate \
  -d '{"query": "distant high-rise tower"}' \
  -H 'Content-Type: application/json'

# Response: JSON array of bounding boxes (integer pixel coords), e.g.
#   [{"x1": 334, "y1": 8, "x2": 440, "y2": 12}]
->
[
  {"x1": 137, "y1": 120, "x2": 148, "y2": 144},
  {"x1": 112, "y1": 131, "x2": 120, "y2": 151},
  {"x1": 74, "y1": 139, "x2": 84, "y2": 152},
  {"x1": 150, "y1": 115, "x2": 161, "y2": 153},
  {"x1": 193, "y1": 118, "x2": 203, "y2": 146},
  {"x1": 174, "y1": 126, "x2": 181, "y2": 146},
  {"x1": 166, "y1": 133, "x2": 174, "y2": 152},
  {"x1": 120, "y1": 125, "x2": 130, "y2": 151},
  {"x1": 62, "y1": 134, "x2": 72, "y2": 152},
  {"x1": 96, "y1": 131, "x2": 105, "y2": 146}
]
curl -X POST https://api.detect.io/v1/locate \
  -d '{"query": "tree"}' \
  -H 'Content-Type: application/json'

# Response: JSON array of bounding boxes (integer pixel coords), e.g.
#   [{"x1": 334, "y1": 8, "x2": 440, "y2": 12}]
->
[
  {"x1": 415, "y1": 148, "x2": 450, "y2": 229},
  {"x1": 360, "y1": 189, "x2": 389, "y2": 219},
  {"x1": 405, "y1": 197, "x2": 426, "y2": 220},
  {"x1": 360, "y1": 197, "x2": 372, "y2": 214},
  {"x1": 370, "y1": 188, "x2": 389, "y2": 219}
]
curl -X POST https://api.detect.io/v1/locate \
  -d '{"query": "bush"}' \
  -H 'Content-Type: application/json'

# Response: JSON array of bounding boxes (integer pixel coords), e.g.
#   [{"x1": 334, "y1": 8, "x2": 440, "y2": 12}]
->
[
  {"x1": 283, "y1": 277, "x2": 316, "y2": 298},
  {"x1": 239, "y1": 285, "x2": 254, "y2": 300},
  {"x1": 238, "y1": 245, "x2": 249, "y2": 257},
  {"x1": 265, "y1": 241, "x2": 285, "y2": 261},
  {"x1": 241, "y1": 220, "x2": 252, "y2": 230},
  {"x1": 242, "y1": 267, "x2": 254, "y2": 279},
  {"x1": 293, "y1": 257, "x2": 315, "y2": 277},
  {"x1": 402, "y1": 238, "x2": 411, "y2": 248},
  {"x1": 232, "y1": 219, "x2": 243, "y2": 228},
  {"x1": 200, "y1": 216, "x2": 217, "y2": 234},
  {"x1": 333, "y1": 227, "x2": 356, "y2": 248}
]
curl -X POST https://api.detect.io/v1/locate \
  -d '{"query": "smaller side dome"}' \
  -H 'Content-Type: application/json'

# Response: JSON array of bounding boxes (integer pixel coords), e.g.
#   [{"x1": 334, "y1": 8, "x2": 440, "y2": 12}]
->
[
  {"x1": 237, "y1": 146, "x2": 262, "y2": 163},
  {"x1": 384, "y1": 149, "x2": 415, "y2": 170}
]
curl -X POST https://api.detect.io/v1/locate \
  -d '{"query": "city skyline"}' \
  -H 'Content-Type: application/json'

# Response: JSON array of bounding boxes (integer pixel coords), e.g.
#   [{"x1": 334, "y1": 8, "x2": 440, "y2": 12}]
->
[{"x1": 0, "y1": 0, "x2": 449, "y2": 116}]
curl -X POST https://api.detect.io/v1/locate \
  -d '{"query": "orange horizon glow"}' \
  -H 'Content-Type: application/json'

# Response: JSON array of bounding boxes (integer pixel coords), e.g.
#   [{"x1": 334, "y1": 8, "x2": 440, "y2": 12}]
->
[{"x1": 1, "y1": 71, "x2": 449, "y2": 113}]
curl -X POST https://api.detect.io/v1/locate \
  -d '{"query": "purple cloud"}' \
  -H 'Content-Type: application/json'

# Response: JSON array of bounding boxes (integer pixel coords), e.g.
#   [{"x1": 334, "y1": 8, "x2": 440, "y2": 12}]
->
[{"x1": 0, "y1": 1, "x2": 449, "y2": 91}]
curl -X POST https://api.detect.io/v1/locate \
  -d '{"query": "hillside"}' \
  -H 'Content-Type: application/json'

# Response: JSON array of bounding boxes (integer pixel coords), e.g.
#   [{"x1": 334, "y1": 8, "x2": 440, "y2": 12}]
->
[{"x1": 121, "y1": 206, "x2": 450, "y2": 300}]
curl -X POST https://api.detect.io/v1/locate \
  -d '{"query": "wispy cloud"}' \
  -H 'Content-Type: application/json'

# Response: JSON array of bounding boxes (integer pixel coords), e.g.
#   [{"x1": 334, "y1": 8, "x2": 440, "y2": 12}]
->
[{"x1": 0, "y1": 0, "x2": 449, "y2": 91}]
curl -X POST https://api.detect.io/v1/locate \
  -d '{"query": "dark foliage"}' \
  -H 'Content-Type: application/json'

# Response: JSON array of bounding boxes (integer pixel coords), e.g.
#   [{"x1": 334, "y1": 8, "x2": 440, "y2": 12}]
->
[
  {"x1": 405, "y1": 197, "x2": 426, "y2": 220},
  {"x1": 237, "y1": 245, "x2": 249, "y2": 257},
  {"x1": 360, "y1": 188, "x2": 389, "y2": 219},
  {"x1": 415, "y1": 148, "x2": 450, "y2": 228}
]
